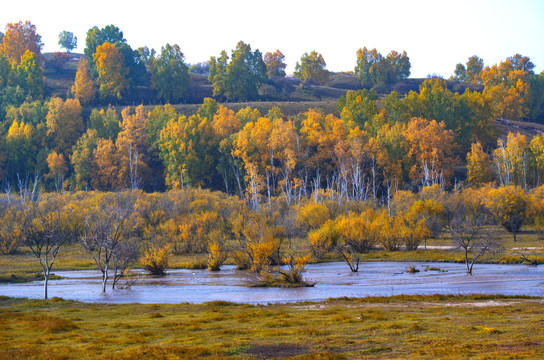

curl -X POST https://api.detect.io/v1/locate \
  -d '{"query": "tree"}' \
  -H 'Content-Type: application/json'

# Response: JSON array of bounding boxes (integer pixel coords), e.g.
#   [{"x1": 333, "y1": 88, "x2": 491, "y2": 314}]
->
[
  {"x1": 508, "y1": 54, "x2": 535, "y2": 74},
  {"x1": 151, "y1": 44, "x2": 190, "y2": 103},
  {"x1": 466, "y1": 141, "x2": 494, "y2": 186},
  {"x1": 355, "y1": 47, "x2": 410, "y2": 87},
  {"x1": 82, "y1": 196, "x2": 134, "y2": 292},
  {"x1": 403, "y1": 117, "x2": 455, "y2": 186},
  {"x1": 23, "y1": 195, "x2": 80, "y2": 299},
  {"x1": 0, "y1": 21, "x2": 42, "y2": 64},
  {"x1": 445, "y1": 189, "x2": 501, "y2": 274},
  {"x1": 294, "y1": 51, "x2": 328, "y2": 85},
  {"x1": 58, "y1": 31, "x2": 77, "y2": 53},
  {"x1": 466, "y1": 55, "x2": 484, "y2": 84},
  {"x1": 93, "y1": 42, "x2": 129, "y2": 100},
  {"x1": 88, "y1": 106, "x2": 119, "y2": 140},
  {"x1": 70, "y1": 129, "x2": 98, "y2": 190},
  {"x1": 264, "y1": 50, "x2": 286, "y2": 78},
  {"x1": 46, "y1": 97, "x2": 84, "y2": 158},
  {"x1": 72, "y1": 57, "x2": 95, "y2": 104},
  {"x1": 208, "y1": 41, "x2": 268, "y2": 101},
  {"x1": 91, "y1": 138, "x2": 119, "y2": 190},
  {"x1": 385, "y1": 50, "x2": 411, "y2": 82},
  {"x1": 492, "y1": 132, "x2": 529, "y2": 187},
  {"x1": 84, "y1": 24, "x2": 145, "y2": 85},
  {"x1": 158, "y1": 114, "x2": 217, "y2": 189},
  {"x1": 0, "y1": 201, "x2": 23, "y2": 255},
  {"x1": 16, "y1": 50, "x2": 44, "y2": 100},
  {"x1": 46, "y1": 150, "x2": 68, "y2": 190},
  {"x1": 484, "y1": 185, "x2": 529, "y2": 242}
]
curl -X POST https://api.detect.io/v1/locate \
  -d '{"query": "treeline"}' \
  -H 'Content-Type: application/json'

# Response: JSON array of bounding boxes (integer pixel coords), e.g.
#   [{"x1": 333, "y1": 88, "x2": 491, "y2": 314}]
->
[{"x1": 1, "y1": 21, "x2": 544, "y2": 120}]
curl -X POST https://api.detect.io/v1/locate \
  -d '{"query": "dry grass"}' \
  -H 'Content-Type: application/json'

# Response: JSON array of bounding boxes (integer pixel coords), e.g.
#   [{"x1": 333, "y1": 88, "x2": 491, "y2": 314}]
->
[{"x1": 0, "y1": 295, "x2": 542, "y2": 359}]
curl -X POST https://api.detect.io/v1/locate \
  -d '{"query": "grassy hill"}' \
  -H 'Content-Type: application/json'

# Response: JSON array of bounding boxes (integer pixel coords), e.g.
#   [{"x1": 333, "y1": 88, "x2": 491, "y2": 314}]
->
[{"x1": 42, "y1": 53, "x2": 480, "y2": 110}]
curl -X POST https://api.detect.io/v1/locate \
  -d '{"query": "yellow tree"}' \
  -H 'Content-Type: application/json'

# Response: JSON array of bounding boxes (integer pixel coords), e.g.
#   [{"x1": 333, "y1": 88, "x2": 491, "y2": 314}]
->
[
  {"x1": 16, "y1": 50, "x2": 44, "y2": 99},
  {"x1": 115, "y1": 106, "x2": 150, "y2": 190},
  {"x1": 72, "y1": 57, "x2": 95, "y2": 104},
  {"x1": 46, "y1": 97, "x2": 84, "y2": 158},
  {"x1": 466, "y1": 141, "x2": 494, "y2": 186},
  {"x1": 0, "y1": 21, "x2": 42, "y2": 64},
  {"x1": 264, "y1": 50, "x2": 286, "y2": 78},
  {"x1": 484, "y1": 185, "x2": 529, "y2": 242},
  {"x1": 403, "y1": 117, "x2": 455, "y2": 186},
  {"x1": 46, "y1": 150, "x2": 68, "y2": 189},
  {"x1": 92, "y1": 138, "x2": 120, "y2": 190},
  {"x1": 93, "y1": 42, "x2": 129, "y2": 100},
  {"x1": 529, "y1": 135, "x2": 544, "y2": 187},
  {"x1": 492, "y1": 132, "x2": 529, "y2": 187}
]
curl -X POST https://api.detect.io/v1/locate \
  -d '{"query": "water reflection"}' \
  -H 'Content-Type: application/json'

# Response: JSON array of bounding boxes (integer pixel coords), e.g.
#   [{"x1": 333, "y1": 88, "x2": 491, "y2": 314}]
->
[{"x1": 1, "y1": 262, "x2": 543, "y2": 304}]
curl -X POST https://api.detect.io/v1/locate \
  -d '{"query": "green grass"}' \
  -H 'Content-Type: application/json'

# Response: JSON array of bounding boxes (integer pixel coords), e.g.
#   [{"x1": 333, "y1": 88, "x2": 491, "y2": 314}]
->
[{"x1": 0, "y1": 295, "x2": 542, "y2": 359}]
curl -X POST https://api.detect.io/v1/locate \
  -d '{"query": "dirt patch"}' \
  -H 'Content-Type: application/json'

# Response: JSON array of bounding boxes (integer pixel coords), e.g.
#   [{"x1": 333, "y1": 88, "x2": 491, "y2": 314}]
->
[{"x1": 246, "y1": 344, "x2": 309, "y2": 359}]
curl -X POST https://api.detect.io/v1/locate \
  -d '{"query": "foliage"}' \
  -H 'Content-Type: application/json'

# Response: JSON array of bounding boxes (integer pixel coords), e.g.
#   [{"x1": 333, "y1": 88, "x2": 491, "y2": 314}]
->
[
  {"x1": 294, "y1": 51, "x2": 328, "y2": 85},
  {"x1": 58, "y1": 31, "x2": 77, "y2": 52},
  {"x1": 46, "y1": 97, "x2": 84, "y2": 158},
  {"x1": 355, "y1": 47, "x2": 410, "y2": 87},
  {"x1": 467, "y1": 142, "x2": 494, "y2": 186},
  {"x1": 141, "y1": 244, "x2": 170, "y2": 276},
  {"x1": 151, "y1": 44, "x2": 190, "y2": 103},
  {"x1": 72, "y1": 57, "x2": 95, "y2": 104},
  {"x1": 16, "y1": 50, "x2": 44, "y2": 100},
  {"x1": 93, "y1": 42, "x2": 129, "y2": 100},
  {"x1": 264, "y1": 50, "x2": 286, "y2": 78},
  {"x1": 209, "y1": 41, "x2": 268, "y2": 101},
  {"x1": 484, "y1": 185, "x2": 529, "y2": 242},
  {"x1": 0, "y1": 21, "x2": 42, "y2": 64}
]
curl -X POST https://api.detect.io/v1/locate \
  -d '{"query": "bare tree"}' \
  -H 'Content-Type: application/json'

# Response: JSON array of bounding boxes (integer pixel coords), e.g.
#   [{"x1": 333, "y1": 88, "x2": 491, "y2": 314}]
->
[
  {"x1": 445, "y1": 192, "x2": 503, "y2": 274},
  {"x1": 111, "y1": 239, "x2": 140, "y2": 289},
  {"x1": 23, "y1": 196, "x2": 79, "y2": 299},
  {"x1": 81, "y1": 200, "x2": 134, "y2": 292}
]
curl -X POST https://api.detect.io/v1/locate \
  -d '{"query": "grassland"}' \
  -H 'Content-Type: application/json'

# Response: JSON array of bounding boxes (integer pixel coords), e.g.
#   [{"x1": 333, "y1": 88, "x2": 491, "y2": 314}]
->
[{"x1": 1, "y1": 295, "x2": 543, "y2": 359}]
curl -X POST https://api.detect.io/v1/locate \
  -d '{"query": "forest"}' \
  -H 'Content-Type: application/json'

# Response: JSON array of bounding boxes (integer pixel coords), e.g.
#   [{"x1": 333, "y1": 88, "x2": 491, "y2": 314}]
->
[{"x1": 1, "y1": 20, "x2": 544, "y2": 295}]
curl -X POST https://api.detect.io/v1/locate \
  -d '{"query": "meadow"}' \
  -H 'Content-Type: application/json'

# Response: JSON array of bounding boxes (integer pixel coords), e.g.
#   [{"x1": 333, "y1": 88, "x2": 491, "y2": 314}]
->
[{"x1": 1, "y1": 294, "x2": 543, "y2": 359}]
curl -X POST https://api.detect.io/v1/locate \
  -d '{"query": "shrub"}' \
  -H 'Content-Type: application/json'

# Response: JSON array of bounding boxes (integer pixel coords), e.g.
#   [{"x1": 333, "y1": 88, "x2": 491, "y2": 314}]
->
[{"x1": 141, "y1": 245, "x2": 170, "y2": 275}]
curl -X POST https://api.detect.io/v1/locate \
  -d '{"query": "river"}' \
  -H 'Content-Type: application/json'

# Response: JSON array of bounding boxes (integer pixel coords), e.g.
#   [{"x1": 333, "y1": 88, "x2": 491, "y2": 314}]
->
[{"x1": 1, "y1": 262, "x2": 543, "y2": 304}]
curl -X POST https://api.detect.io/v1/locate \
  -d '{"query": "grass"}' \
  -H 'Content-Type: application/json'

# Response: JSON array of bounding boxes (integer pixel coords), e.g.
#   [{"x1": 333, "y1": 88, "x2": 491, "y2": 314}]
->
[{"x1": 0, "y1": 295, "x2": 542, "y2": 359}]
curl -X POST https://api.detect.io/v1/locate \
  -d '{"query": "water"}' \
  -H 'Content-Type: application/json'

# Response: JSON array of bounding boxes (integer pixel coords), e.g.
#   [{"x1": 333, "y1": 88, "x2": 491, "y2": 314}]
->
[{"x1": 1, "y1": 262, "x2": 543, "y2": 304}]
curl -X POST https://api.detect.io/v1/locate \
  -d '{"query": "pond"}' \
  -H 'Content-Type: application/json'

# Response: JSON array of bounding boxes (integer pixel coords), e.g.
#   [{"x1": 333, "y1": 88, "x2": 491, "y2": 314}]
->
[{"x1": 1, "y1": 262, "x2": 543, "y2": 304}]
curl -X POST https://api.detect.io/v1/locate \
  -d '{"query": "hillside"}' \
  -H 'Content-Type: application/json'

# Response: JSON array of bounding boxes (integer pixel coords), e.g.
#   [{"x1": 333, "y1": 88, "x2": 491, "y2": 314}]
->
[{"x1": 42, "y1": 53, "x2": 481, "y2": 109}]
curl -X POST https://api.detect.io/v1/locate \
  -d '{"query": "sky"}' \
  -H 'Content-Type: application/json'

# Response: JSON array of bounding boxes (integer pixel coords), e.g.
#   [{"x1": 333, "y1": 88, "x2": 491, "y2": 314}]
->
[{"x1": 1, "y1": 0, "x2": 543, "y2": 78}]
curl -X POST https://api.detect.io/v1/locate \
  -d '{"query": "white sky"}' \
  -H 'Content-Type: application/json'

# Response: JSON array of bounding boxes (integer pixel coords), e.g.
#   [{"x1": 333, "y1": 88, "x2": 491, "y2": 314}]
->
[{"x1": 1, "y1": 0, "x2": 543, "y2": 78}]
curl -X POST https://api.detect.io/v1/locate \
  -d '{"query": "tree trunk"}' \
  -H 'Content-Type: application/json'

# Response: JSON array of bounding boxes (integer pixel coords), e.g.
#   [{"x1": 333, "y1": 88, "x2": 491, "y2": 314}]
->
[
  {"x1": 43, "y1": 273, "x2": 49, "y2": 299},
  {"x1": 465, "y1": 249, "x2": 472, "y2": 275}
]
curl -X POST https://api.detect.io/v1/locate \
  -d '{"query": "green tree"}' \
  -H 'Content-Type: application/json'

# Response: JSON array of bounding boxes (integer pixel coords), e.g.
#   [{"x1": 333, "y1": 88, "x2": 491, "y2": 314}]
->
[
  {"x1": 88, "y1": 107, "x2": 120, "y2": 140},
  {"x1": 151, "y1": 44, "x2": 190, "y2": 103},
  {"x1": 294, "y1": 51, "x2": 328, "y2": 85},
  {"x1": 158, "y1": 114, "x2": 217, "y2": 189},
  {"x1": 58, "y1": 31, "x2": 77, "y2": 52},
  {"x1": 453, "y1": 55, "x2": 484, "y2": 84},
  {"x1": 84, "y1": 24, "x2": 145, "y2": 84},
  {"x1": 209, "y1": 41, "x2": 268, "y2": 101},
  {"x1": 355, "y1": 47, "x2": 381, "y2": 87}
]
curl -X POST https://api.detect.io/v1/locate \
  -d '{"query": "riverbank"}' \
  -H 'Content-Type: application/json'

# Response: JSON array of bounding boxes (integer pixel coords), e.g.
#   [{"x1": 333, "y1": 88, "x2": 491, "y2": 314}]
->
[{"x1": 1, "y1": 294, "x2": 542, "y2": 359}]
